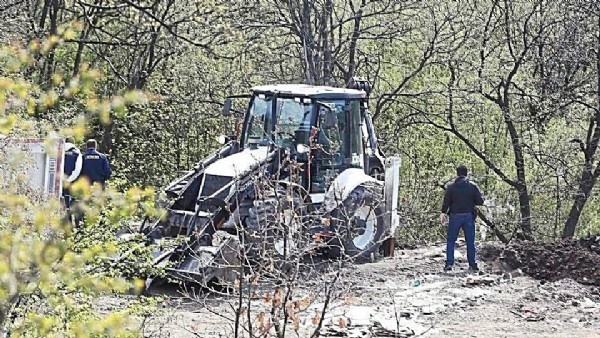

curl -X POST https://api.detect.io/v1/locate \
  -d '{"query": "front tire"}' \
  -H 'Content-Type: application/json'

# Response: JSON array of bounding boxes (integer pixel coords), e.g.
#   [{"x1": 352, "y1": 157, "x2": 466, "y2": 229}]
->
[
  {"x1": 329, "y1": 184, "x2": 386, "y2": 262},
  {"x1": 244, "y1": 186, "x2": 308, "y2": 264}
]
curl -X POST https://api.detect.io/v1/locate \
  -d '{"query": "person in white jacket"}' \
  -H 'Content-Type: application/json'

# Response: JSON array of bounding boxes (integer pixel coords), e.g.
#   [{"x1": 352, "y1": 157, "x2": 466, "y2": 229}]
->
[{"x1": 63, "y1": 136, "x2": 82, "y2": 208}]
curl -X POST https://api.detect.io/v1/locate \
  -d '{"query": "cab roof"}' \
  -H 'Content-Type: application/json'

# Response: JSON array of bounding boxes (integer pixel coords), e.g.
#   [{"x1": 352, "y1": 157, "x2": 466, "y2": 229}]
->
[{"x1": 251, "y1": 84, "x2": 366, "y2": 100}]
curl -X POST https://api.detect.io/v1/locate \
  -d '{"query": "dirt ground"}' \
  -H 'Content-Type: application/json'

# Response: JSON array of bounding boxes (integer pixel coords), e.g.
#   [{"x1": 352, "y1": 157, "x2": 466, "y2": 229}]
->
[{"x1": 108, "y1": 240, "x2": 600, "y2": 337}]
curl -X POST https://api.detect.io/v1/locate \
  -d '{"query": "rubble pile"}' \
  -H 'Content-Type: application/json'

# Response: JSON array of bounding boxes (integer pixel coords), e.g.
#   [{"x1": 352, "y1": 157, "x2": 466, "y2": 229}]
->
[{"x1": 480, "y1": 235, "x2": 600, "y2": 286}]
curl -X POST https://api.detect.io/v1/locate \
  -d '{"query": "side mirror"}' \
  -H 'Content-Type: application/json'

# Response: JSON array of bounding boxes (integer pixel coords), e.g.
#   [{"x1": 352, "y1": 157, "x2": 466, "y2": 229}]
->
[
  {"x1": 216, "y1": 135, "x2": 229, "y2": 145},
  {"x1": 222, "y1": 98, "x2": 232, "y2": 116}
]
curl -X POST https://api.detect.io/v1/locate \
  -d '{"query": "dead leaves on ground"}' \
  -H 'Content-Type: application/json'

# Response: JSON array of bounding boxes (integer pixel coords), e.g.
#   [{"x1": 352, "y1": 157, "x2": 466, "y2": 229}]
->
[{"x1": 254, "y1": 289, "x2": 316, "y2": 334}]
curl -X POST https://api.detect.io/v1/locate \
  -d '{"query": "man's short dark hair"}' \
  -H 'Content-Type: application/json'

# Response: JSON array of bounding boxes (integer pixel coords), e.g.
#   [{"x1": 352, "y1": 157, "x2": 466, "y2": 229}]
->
[
  {"x1": 86, "y1": 139, "x2": 97, "y2": 149},
  {"x1": 65, "y1": 136, "x2": 74, "y2": 143},
  {"x1": 456, "y1": 164, "x2": 468, "y2": 177}
]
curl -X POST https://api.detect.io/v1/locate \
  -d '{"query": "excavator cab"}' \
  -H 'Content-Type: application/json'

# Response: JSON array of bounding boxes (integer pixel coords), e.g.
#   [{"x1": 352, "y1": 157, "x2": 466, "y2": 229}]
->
[{"x1": 233, "y1": 86, "x2": 369, "y2": 195}]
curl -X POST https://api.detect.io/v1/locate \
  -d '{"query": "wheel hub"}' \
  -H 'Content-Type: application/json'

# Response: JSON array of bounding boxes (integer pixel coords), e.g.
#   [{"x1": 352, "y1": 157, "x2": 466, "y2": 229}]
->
[{"x1": 352, "y1": 206, "x2": 377, "y2": 250}]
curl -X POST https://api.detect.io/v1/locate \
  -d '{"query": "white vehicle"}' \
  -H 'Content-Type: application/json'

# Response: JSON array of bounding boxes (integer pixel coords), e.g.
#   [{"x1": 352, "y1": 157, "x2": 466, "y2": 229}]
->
[
  {"x1": 0, "y1": 137, "x2": 65, "y2": 199},
  {"x1": 138, "y1": 79, "x2": 401, "y2": 285}
]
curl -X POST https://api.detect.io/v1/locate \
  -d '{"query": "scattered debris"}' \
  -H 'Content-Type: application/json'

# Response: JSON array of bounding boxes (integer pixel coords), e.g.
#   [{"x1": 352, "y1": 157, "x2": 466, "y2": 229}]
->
[
  {"x1": 510, "y1": 304, "x2": 545, "y2": 322},
  {"x1": 321, "y1": 320, "x2": 416, "y2": 338},
  {"x1": 138, "y1": 239, "x2": 600, "y2": 337},
  {"x1": 464, "y1": 275, "x2": 496, "y2": 287},
  {"x1": 372, "y1": 320, "x2": 415, "y2": 337}
]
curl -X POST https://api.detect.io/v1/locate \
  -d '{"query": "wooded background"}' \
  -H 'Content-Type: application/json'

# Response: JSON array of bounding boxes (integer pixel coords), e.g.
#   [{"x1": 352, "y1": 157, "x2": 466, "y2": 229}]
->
[{"x1": 2, "y1": 0, "x2": 600, "y2": 242}]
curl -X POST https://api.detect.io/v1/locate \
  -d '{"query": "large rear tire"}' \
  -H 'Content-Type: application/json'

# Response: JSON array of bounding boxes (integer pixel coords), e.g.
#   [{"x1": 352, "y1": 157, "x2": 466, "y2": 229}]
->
[
  {"x1": 329, "y1": 184, "x2": 386, "y2": 262},
  {"x1": 244, "y1": 186, "x2": 308, "y2": 264}
]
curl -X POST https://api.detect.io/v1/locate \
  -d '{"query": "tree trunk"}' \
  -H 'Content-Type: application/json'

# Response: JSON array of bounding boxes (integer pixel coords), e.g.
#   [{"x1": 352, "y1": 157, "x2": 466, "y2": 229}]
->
[
  {"x1": 346, "y1": 2, "x2": 363, "y2": 85},
  {"x1": 300, "y1": 0, "x2": 316, "y2": 84},
  {"x1": 72, "y1": 28, "x2": 88, "y2": 76},
  {"x1": 563, "y1": 14, "x2": 600, "y2": 238},
  {"x1": 100, "y1": 123, "x2": 113, "y2": 155},
  {"x1": 322, "y1": 0, "x2": 333, "y2": 85},
  {"x1": 517, "y1": 185, "x2": 533, "y2": 240},
  {"x1": 563, "y1": 168, "x2": 597, "y2": 238},
  {"x1": 37, "y1": 0, "x2": 60, "y2": 87},
  {"x1": 72, "y1": 8, "x2": 99, "y2": 76},
  {"x1": 501, "y1": 100, "x2": 534, "y2": 240}
]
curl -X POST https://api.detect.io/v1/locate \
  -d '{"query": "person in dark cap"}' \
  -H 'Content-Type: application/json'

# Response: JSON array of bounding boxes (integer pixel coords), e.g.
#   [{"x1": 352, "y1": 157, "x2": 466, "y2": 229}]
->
[
  {"x1": 80, "y1": 139, "x2": 111, "y2": 188},
  {"x1": 440, "y1": 164, "x2": 484, "y2": 272}
]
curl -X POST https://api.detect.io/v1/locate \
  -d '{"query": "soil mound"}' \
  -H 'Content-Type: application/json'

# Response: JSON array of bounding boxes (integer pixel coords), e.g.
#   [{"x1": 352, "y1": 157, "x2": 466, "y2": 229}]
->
[{"x1": 480, "y1": 236, "x2": 600, "y2": 286}]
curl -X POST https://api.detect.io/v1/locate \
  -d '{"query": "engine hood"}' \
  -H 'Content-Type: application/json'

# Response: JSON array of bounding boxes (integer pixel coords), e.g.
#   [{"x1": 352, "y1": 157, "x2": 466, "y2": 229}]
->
[{"x1": 204, "y1": 146, "x2": 270, "y2": 177}]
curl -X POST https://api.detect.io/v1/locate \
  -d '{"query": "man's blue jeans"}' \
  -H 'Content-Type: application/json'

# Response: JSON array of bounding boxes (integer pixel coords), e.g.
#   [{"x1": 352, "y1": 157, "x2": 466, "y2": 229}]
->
[{"x1": 446, "y1": 213, "x2": 476, "y2": 267}]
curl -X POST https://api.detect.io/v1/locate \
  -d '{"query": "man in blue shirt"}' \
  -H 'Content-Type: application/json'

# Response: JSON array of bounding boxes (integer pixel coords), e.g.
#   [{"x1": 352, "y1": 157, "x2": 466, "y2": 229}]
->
[
  {"x1": 440, "y1": 165, "x2": 484, "y2": 272},
  {"x1": 63, "y1": 136, "x2": 82, "y2": 208},
  {"x1": 81, "y1": 139, "x2": 112, "y2": 188}
]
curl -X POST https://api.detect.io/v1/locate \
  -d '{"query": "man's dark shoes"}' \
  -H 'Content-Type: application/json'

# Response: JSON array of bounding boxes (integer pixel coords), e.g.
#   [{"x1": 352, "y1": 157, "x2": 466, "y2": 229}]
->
[
  {"x1": 468, "y1": 264, "x2": 480, "y2": 273},
  {"x1": 443, "y1": 264, "x2": 453, "y2": 272}
]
